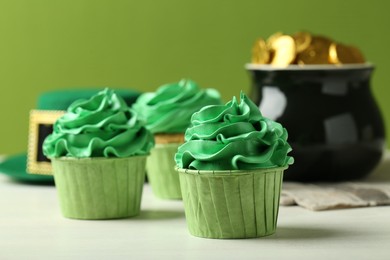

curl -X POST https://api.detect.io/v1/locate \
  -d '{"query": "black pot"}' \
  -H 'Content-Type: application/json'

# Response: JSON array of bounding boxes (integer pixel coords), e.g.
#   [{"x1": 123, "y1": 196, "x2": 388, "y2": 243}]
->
[{"x1": 246, "y1": 63, "x2": 386, "y2": 182}]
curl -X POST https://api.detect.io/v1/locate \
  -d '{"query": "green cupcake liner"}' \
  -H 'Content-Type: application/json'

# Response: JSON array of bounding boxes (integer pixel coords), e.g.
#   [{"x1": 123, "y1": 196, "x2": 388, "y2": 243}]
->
[
  {"x1": 146, "y1": 144, "x2": 182, "y2": 199},
  {"x1": 177, "y1": 167, "x2": 286, "y2": 239},
  {"x1": 52, "y1": 156, "x2": 147, "y2": 220}
]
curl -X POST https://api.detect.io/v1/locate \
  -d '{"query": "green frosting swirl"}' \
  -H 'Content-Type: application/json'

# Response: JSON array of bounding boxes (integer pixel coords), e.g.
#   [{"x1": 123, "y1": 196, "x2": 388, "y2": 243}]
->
[
  {"x1": 132, "y1": 79, "x2": 222, "y2": 134},
  {"x1": 175, "y1": 92, "x2": 294, "y2": 170},
  {"x1": 43, "y1": 88, "x2": 154, "y2": 158}
]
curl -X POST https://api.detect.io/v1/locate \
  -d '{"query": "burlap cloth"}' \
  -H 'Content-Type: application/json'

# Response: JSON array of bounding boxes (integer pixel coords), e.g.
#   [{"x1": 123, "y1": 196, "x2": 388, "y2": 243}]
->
[{"x1": 280, "y1": 152, "x2": 390, "y2": 211}]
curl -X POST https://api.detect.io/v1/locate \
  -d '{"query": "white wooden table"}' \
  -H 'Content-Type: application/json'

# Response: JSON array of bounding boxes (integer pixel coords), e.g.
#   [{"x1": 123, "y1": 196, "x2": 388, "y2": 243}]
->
[{"x1": 0, "y1": 156, "x2": 389, "y2": 259}]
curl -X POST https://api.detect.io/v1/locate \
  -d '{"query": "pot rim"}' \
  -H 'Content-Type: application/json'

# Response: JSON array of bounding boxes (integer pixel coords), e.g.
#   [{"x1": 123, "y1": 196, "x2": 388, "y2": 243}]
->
[{"x1": 245, "y1": 63, "x2": 374, "y2": 71}]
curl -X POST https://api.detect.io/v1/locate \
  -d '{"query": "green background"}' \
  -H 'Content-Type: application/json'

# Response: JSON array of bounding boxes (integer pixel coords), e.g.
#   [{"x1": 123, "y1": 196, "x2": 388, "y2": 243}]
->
[{"x1": 0, "y1": 0, "x2": 389, "y2": 155}]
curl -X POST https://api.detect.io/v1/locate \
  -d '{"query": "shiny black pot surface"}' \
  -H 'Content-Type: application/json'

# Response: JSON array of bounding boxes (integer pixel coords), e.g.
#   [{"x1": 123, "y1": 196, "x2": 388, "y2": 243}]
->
[{"x1": 247, "y1": 64, "x2": 385, "y2": 182}]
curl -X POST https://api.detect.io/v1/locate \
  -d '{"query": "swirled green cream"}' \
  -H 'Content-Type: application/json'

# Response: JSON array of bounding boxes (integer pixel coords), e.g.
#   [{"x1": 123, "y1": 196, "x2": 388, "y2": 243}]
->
[
  {"x1": 43, "y1": 88, "x2": 154, "y2": 158},
  {"x1": 132, "y1": 79, "x2": 222, "y2": 134},
  {"x1": 175, "y1": 92, "x2": 294, "y2": 170}
]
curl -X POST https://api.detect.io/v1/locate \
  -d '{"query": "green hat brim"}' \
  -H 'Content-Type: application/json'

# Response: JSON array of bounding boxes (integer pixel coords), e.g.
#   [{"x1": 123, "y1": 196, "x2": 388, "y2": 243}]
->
[{"x1": 0, "y1": 154, "x2": 54, "y2": 184}]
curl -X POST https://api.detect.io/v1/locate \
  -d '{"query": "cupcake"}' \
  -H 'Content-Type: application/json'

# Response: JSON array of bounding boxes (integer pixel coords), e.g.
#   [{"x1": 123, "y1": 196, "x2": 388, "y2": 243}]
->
[
  {"x1": 132, "y1": 79, "x2": 222, "y2": 199},
  {"x1": 43, "y1": 89, "x2": 154, "y2": 219},
  {"x1": 175, "y1": 92, "x2": 293, "y2": 238}
]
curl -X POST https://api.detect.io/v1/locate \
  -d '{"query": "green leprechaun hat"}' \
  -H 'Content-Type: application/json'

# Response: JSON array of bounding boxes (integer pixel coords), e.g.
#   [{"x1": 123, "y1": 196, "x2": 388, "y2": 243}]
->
[{"x1": 0, "y1": 88, "x2": 140, "y2": 184}]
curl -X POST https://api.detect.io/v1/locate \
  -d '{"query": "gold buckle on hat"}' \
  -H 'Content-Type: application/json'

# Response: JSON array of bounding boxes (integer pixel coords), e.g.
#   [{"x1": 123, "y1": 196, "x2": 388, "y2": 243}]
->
[{"x1": 27, "y1": 110, "x2": 65, "y2": 175}]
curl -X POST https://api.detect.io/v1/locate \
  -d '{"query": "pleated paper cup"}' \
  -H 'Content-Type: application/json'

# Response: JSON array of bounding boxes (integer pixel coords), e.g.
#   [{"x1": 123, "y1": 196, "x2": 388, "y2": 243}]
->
[
  {"x1": 51, "y1": 156, "x2": 147, "y2": 220},
  {"x1": 146, "y1": 143, "x2": 182, "y2": 199},
  {"x1": 177, "y1": 167, "x2": 286, "y2": 239}
]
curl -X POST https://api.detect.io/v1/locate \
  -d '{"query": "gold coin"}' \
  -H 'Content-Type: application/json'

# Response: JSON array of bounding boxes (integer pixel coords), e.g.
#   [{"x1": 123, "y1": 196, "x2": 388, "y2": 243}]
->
[
  {"x1": 266, "y1": 31, "x2": 283, "y2": 49},
  {"x1": 293, "y1": 31, "x2": 312, "y2": 53},
  {"x1": 270, "y1": 35, "x2": 296, "y2": 67},
  {"x1": 251, "y1": 38, "x2": 270, "y2": 64},
  {"x1": 329, "y1": 42, "x2": 339, "y2": 64},
  {"x1": 349, "y1": 45, "x2": 365, "y2": 63},
  {"x1": 297, "y1": 36, "x2": 333, "y2": 64},
  {"x1": 349, "y1": 46, "x2": 366, "y2": 63},
  {"x1": 329, "y1": 43, "x2": 366, "y2": 64}
]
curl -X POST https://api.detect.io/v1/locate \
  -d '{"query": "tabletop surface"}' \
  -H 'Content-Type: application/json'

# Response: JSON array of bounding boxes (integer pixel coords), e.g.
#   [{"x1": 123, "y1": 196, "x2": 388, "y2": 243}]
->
[{"x1": 1, "y1": 157, "x2": 390, "y2": 259}]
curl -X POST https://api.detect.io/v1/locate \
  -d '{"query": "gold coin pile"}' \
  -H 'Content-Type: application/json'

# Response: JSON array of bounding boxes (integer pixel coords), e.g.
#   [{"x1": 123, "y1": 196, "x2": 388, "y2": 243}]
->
[{"x1": 252, "y1": 31, "x2": 366, "y2": 66}]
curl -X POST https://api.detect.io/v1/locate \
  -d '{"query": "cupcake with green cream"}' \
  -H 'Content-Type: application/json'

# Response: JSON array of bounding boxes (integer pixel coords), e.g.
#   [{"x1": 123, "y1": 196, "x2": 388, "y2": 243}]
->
[
  {"x1": 43, "y1": 88, "x2": 154, "y2": 220},
  {"x1": 132, "y1": 79, "x2": 222, "y2": 199},
  {"x1": 175, "y1": 92, "x2": 293, "y2": 239}
]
